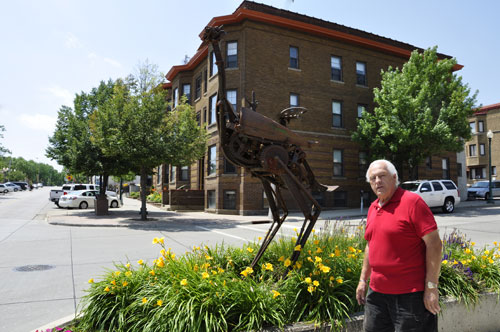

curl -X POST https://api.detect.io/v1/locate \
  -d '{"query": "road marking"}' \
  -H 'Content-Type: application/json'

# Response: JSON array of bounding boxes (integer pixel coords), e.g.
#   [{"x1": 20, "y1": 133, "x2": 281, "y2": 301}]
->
[
  {"x1": 236, "y1": 225, "x2": 293, "y2": 238},
  {"x1": 195, "y1": 226, "x2": 247, "y2": 241}
]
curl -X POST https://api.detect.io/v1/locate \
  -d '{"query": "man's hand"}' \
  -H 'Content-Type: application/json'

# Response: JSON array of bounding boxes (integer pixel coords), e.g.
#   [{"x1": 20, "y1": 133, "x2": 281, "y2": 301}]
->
[
  {"x1": 423, "y1": 287, "x2": 440, "y2": 315},
  {"x1": 356, "y1": 280, "x2": 368, "y2": 305}
]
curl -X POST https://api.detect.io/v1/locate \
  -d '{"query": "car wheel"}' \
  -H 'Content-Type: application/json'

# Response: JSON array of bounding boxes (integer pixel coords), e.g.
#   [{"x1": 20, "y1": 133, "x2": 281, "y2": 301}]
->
[
  {"x1": 442, "y1": 198, "x2": 454, "y2": 213},
  {"x1": 79, "y1": 201, "x2": 89, "y2": 209},
  {"x1": 14, "y1": 188, "x2": 18, "y2": 192},
  {"x1": 3, "y1": 189, "x2": 7, "y2": 193},
  {"x1": 110, "y1": 200, "x2": 119, "y2": 208}
]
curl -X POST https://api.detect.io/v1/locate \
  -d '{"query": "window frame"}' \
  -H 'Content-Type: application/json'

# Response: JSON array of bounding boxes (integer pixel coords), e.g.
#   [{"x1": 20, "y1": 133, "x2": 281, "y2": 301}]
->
[
  {"x1": 480, "y1": 143, "x2": 486, "y2": 156},
  {"x1": 226, "y1": 89, "x2": 237, "y2": 112},
  {"x1": 210, "y1": 51, "x2": 218, "y2": 77},
  {"x1": 470, "y1": 122, "x2": 476, "y2": 134},
  {"x1": 333, "y1": 149, "x2": 344, "y2": 177},
  {"x1": 478, "y1": 120, "x2": 484, "y2": 132},
  {"x1": 207, "y1": 190, "x2": 216, "y2": 209},
  {"x1": 194, "y1": 74, "x2": 202, "y2": 100},
  {"x1": 173, "y1": 87, "x2": 178, "y2": 108},
  {"x1": 289, "y1": 46, "x2": 299, "y2": 69},
  {"x1": 469, "y1": 144, "x2": 477, "y2": 157},
  {"x1": 290, "y1": 93, "x2": 299, "y2": 107},
  {"x1": 208, "y1": 145, "x2": 217, "y2": 176},
  {"x1": 224, "y1": 157, "x2": 236, "y2": 174},
  {"x1": 356, "y1": 61, "x2": 367, "y2": 86},
  {"x1": 223, "y1": 190, "x2": 237, "y2": 210},
  {"x1": 180, "y1": 166, "x2": 189, "y2": 181},
  {"x1": 357, "y1": 104, "x2": 367, "y2": 118},
  {"x1": 332, "y1": 100, "x2": 343, "y2": 128},
  {"x1": 226, "y1": 41, "x2": 238, "y2": 68},
  {"x1": 181, "y1": 83, "x2": 191, "y2": 104},
  {"x1": 331, "y1": 55, "x2": 342, "y2": 81},
  {"x1": 209, "y1": 94, "x2": 217, "y2": 125}
]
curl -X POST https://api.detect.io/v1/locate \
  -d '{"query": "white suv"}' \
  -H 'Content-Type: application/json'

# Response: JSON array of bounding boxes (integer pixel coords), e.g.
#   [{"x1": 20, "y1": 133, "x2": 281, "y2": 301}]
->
[{"x1": 401, "y1": 180, "x2": 461, "y2": 213}]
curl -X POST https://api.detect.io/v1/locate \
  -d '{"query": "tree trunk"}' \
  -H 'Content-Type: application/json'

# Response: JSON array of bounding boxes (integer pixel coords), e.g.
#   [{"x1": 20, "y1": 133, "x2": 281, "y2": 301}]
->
[
  {"x1": 95, "y1": 173, "x2": 109, "y2": 216},
  {"x1": 140, "y1": 166, "x2": 148, "y2": 221}
]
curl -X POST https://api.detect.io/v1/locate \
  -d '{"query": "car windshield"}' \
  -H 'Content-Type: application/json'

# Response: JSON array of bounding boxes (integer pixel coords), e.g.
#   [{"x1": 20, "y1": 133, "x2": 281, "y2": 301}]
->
[
  {"x1": 471, "y1": 182, "x2": 489, "y2": 188},
  {"x1": 401, "y1": 183, "x2": 420, "y2": 191}
]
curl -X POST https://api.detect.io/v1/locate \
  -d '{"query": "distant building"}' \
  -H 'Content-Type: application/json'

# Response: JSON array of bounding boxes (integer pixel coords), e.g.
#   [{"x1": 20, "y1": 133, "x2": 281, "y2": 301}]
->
[
  {"x1": 159, "y1": 0, "x2": 462, "y2": 214},
  {"x1": 465, "y1": 103, "x2": 500, "y2": 185}
]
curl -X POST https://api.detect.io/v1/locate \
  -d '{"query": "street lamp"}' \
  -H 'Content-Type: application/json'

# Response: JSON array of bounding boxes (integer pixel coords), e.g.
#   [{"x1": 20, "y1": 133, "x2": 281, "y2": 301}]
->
[{"x1": 487, "y1": 130, "x2": 494, "y2": 204}]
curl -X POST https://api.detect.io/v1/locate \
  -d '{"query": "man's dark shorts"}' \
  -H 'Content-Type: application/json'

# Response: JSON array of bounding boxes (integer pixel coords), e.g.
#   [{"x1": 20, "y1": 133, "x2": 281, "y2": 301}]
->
[{"x1": 364, "y1": 288, "x2": 438, "y2": 332}]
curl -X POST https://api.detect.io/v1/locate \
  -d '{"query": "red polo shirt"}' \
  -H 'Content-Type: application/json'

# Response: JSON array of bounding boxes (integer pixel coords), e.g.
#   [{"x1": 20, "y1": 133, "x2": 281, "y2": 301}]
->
[{"x1": 365, "y1": 187, "x2": 437, "y2": 294}]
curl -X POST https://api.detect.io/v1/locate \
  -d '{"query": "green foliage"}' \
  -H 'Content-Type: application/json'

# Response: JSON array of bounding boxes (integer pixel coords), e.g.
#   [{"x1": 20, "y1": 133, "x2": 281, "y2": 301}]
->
[
  {"x1": 0, "y1": 156, "x2": 64, "y2": 185},
  {"x1": 352, "y1": 47, "x2": 477, "y2": 178},
  {"x1": 129, "y1": 192, "x2": 140, "y2": 199},
  {"x1": 146, "y1": 191, "x2": 161, "y2": 203}
]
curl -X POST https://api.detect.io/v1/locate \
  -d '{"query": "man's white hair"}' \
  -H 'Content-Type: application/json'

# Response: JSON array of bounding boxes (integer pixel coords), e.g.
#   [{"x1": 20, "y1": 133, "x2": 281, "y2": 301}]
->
[{"x1": 365, "y1": 159, "x2": 400, "y2": 186}]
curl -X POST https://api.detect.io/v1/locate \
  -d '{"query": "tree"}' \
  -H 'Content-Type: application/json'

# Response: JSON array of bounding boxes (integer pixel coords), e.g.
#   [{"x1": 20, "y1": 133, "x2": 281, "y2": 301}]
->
[
  {"x1": 90, "y1": 62, "x2": 207, "y2": 220},
  {"x1": 47, "y1": 80, "x2": 130, "y2": 198},
  {"x1": 352, "y1": 47, "x2": 477, "y2": 179}
]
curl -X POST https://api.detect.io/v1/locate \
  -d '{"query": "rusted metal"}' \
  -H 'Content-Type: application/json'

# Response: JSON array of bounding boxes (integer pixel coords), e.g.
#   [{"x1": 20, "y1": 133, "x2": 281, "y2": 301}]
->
[{"x1": 203, "y1": 26, "x2": 338, "y2": 276}]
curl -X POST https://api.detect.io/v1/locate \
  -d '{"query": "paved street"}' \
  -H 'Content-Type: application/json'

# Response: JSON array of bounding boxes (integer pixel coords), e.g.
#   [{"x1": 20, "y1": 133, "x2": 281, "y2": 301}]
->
[{"x1": 0, "y1": 188, "x2": 499, "y2": 332}]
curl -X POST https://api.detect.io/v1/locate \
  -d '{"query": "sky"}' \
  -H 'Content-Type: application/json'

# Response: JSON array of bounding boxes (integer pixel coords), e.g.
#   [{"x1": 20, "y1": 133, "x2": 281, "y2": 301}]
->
[{"x1": 1, "y1": 0, "x2": 499, "y2": 172}]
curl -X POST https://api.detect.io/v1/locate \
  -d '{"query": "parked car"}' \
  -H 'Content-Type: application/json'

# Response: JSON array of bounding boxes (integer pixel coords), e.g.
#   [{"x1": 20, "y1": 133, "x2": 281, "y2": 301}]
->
[
  {"x1": 58, "y1": 190, "x2": 121, "y2": 209},
  {"x1": 467, "y1": 180, "x2": 500, "y2": 200},
  {"x1": 0, "y1": 183, "x2": 9, "y2": 193},
  {"x1": 13, "y1": 182, "x2": 29, "y2": 190},
  {"x1": 4, "y1": 182, "x2": 21, "y2": 192},
  {"x1": 50, "y1": 183, "x2": 100, "y2": 207},
  {"x1": 400, "y1": 179, "x2": 461, "y2": 213}
]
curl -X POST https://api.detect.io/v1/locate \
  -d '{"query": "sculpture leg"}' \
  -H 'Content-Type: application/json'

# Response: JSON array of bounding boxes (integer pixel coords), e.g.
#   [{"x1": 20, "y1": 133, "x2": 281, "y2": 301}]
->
[{"x1": 250, "y1": 178, "x2": 288, "y2": 269}]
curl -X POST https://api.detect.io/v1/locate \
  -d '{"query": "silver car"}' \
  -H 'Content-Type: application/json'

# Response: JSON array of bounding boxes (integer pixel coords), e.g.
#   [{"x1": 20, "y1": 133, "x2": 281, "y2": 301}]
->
[{"x1": 467, "y1": 180, "x2": 500, "y2": 200}]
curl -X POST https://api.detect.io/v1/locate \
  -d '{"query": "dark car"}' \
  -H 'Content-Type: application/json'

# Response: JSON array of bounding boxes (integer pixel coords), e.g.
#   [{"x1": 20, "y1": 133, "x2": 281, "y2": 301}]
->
[{"x1": 13, "y1": 182, "x2": 29, "y2": 190}]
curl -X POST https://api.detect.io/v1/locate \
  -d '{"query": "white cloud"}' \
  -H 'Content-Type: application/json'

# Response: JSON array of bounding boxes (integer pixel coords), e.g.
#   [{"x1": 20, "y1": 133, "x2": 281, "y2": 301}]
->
[
  {"x1": 103, "y1": 57, "x2": 122, "y2": 68},
  {"x1": 17, "y1": 113, "x2": 56, "y2": 133},
  {"x1": 65, "y1": 32, "x2": 83, "y2": 49},
  {"x1": 41, "y1": 85, "x2": 74, "y2": 107},
  {"x1": 87, "y1": 52, "x2": 121, "y2": 68}
]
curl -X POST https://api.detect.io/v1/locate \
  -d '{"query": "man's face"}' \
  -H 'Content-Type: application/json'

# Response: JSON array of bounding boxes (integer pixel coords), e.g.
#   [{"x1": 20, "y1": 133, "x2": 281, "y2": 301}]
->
[{"x1": 368, "y1": 162, "x2": 397, "y2": 203}]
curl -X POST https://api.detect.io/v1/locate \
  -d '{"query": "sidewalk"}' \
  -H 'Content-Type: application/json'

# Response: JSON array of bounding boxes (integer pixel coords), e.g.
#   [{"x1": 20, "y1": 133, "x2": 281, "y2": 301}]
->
[{"x1": 46, "y1": 196, "x2": 492, "y2": 228}]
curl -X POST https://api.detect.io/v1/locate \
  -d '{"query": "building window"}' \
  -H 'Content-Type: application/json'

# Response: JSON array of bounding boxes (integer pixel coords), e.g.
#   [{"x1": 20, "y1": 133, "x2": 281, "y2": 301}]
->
[
  {"x1": 356, "y1": 62, "x2": 367, "y2": 86},
  {"x1": 289, "y1": 46, "x2": 299, "y2": 69},
  {"x1": 481, "y1": 167, "x2": 487, "y2": 179},
  {"x1": 182, "y1": 84, "x2": 191, "y2": 104},
  {"x1": 227, "y1": 89, "x2": 237, "y2": 111},
  {"x1": 480, "y1": 143, "x2": 486, "y2": 156},
  {"x1": 203, "y1": 68, "x2": 208, "y2": 93},
  {"x1": 334, "y1": 191, "x2": 347, "y2": 207},
  {"x1": 493, "y1": 166, "x2": 497, "y2": 176},
  {"x1": 226, "y1": 41, "x2": 238, "y2": 68},
  {"x1": 331, "y1": 56, "x2": 342, "y2": 81},
  {"x1": 180, "y1": 166, "x2": 189, "y2": 181},
  {"x1": 470, "y1": 122, "x2": 476, "y2": 134},
  {"x1": 469, "y1": 144, "x2": 477, "y2": 157},
  {"x1": 209, "y1": 94, "x2": 217, "y2": 125},
  {"x1": 170, "y1": 166, "x2": 176, "y2": 182},
  {"x1": 173, "y1": 88, "x2": 178, "y2": 108},
  {"x1": 359, "y1": 151, "x2": 368, "y2": 177},
  {"x1": 357, "y1": 104, "x2": 366, "y2": 118},
  {"x1": 210, "y1": 51, "x2": 218, "y2": 77},
  {"x1": 478, "y1": 121, "x2": 484, "y2": 132},
  {"x1": 208, "y1": 145, "x2": 217, "y2": 176},
  {"x1": 442, "y1": 158, "x2": 450, "y2": 179},
  {"x1": 332, "y1": 101, "x2": 342, "y2": 128},
  {"x1": 194, "y1": 75, "x2": 202, "y2": 100},
  {"x1": 207, "y1": 190, "x2": 216, "y2": 209},
  {"x1": 224, "y1": 157, "x2": 236, "y2": 174},
  {"x1": 426, "y1": 156, "x2": 432, "y2": 169},
  {"x1": 290, "y1": 93, "x2": 299, "y2": 107},
  {"x1": 223, "y1": 190, "x2": 237, "y2": 209},
  {"x1": 333, "y1": 149, "x2": 343, "y2": 176}
]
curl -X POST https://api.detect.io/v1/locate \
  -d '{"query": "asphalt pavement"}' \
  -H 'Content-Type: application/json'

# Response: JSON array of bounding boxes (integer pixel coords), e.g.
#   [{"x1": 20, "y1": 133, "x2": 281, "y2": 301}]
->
[{"x1": 0, "y1": 188, "x2": 499, "y2": 332}]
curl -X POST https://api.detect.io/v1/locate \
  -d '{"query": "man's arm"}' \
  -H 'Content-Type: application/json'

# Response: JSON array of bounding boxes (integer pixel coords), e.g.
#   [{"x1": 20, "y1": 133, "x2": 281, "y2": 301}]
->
[
  {"x1": 422, "y1": 229, "x2": 442, "y2": 315},
  {"x1": 356, "y1": 244, "x2": 371, "y2": 305}
]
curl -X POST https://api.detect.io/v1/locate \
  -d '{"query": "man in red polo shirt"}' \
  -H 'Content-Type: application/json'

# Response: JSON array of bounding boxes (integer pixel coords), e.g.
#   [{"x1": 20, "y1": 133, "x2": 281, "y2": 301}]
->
[{"x1": 356, "y1": 159, "x2": 442, "y2": 332}]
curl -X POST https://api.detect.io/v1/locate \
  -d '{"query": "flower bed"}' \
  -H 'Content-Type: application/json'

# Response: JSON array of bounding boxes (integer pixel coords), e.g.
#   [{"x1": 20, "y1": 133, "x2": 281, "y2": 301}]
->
[{"x1": 70, "y1": 225, "x2": 500, "y2": 332}]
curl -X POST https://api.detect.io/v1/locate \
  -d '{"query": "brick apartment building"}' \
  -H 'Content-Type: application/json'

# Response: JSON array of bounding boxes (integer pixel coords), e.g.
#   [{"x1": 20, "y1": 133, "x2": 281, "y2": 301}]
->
[
  {"x1": 158, "y1": 1, "x2": 461, "y2": 214},
  {"x1": 465, "y1": 103, "x2": 500, "y2": 184}
]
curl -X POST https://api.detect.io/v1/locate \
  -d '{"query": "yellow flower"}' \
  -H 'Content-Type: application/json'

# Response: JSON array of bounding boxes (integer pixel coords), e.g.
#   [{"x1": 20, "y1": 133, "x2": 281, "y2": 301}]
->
[
  {"x1": 330, "y1": 276, "x2": 334, "y2": 281},
  {"x1": 311, "y1": 229, "x2": 316, "y2": 233},
  {"x1": 137, "y1": 259, "x2": 144, "y2": 265},
  {"x1": 88, "y1": 278, "x2": 94, "y2": 284},
  {"x1": 453, "y1": 260, "x2": 458, "y2": 265},
  {"x1": 142, "y1": 297, "x2": 147, "y2": 304},
  {"x1": 485, "y1": 250, "x2": 490, "y2": 255},
  {"x1": 321, "y1": 265, "x2": 331, "y2": 273},
  {"x1": 247, "y1": 247, "x2": 254, "y2": 253},
  {"x1": 263, "y1": 263, "x2": 274, "y2": 271},
  {"x1": 111, "y1": 279, "x2": 116, "y2": 286},
  {"x1": 205, "y1": 255, "x2": 213, "y2": 260},
  {"x1": 348, "y1": 246, "x2": 356, "y2": 253},
  {"x1": 156, "y1": 260, "x2": 165, "y2": 268},
  {"x1": 442, "y1": 260, "x2": 448, "y2": 265},
  {"x1": 104, "y1": 286, "x2": 110, "y2": 292},
  {"x1": 307, "y1": 256, "x2": 313, "y2": 262},
  {"x1": 329, "y1": 253, "x2": 335, "y2": 258},
  {"x1": 494, "y1": 241, "x2": 498, "y2": 246},
  {"x1": 489, "y1": 258, "x2": 494, "y2": 264},
  {"x1": 149, "y1": 270, "x2": 155, "y2": 276},
  {"x1": 316, "y1": 247, "x2": 323, "y2": 254},
  {"x1": 122, "y1": 281, "x2": 128, "y2": 287},
  {"x1": 471, "y1": 242, "x2": 476, "y2": 246},
  {"x1": 159, "y1": 237, "x2": 165, "y2": 244},
  {"x1": 294, "y1": 244, "x2": 302, "y2": 251},
  {"x1": 293, "y1": 227, "x2": 298, "y2": 233},
  {"x1": 278, "y1": 256, "x2": 285, "y2": 262},
  {"x1": 218, "y1": 267, "x2": 225, "y2": 273},
  {"x1": 294, "y1": 261, "x2": 302, "y2": 269},
  {"x1": 171, "y1": 253, "x2": 176, "y2": 260},
  {"x1": 152, "y1": 237, "x2": 159, "y2": 244},
  {"x1": 347, "y1": 268, "x2": 352, "y2": 273},
  {"x1": 212, "y1": 270, "x2": 218, "y2": 275},
  {"x1": 258, "y1": 236, "x2": 262, "y2": 241},
  {"x1": 271, "y1": 290, "x2": 280, "y2": 299},
  {"x1": 114, "y1": 271, "x2": 121, "y2": 276},
  {"x1": 157, "y1": 300, "x2": 163, "y2": 306},
  {"x1": 305, "y1": 277, "x2": 312, "y2": 284},
  {"x1": 180, "y1": 279, "x2": 188, "y2": 286},
  {"x1": 336, "y1": 278, "x2": 343, "y2": 284},
  {"x1": 335, "y1": 249, "x2": 341, "y2": 257},
  {"x1": 313, "y1": 240, "x2": 320, "y2": 245},
  {"x1": 313, "y1": 280, "x2": 319, "y2": 287},
  {"x1": 284, "y1": 258, "x2": 292, "y2": 267},
  {"x1": 240, "y1": 270, "x2": 248, "y2": 277},
  {"x1": 125, "y1": 271, "x2": 132, "y2": 277},
  {"x1": 465, "y1": 248, "x2": 472, "y2": 254},
  {"x1": 125, "y1": 263, "x2": 131, "y2": 269},
  {"x1": 307, "y1": 285, "x2": 315, "y2": 294},
  {"x1": 202, "y1": 272, "x2": 210, "y2": 279},
  {"x1": 314, "y1": 256, "x2": 322, "y2": 264}
]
